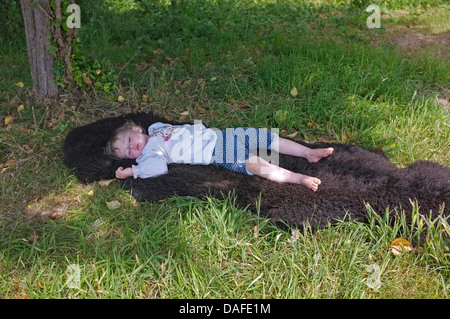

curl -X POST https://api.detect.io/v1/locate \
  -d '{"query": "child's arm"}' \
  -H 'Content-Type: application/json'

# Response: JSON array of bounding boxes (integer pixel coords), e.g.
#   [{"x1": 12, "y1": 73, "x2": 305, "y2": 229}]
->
[
  {"x1": 115, "y1": 158, "x2": 169, "y2": 179},
  {"x1": 115, "y1": 167, "x2": 133, "y2": 179}
]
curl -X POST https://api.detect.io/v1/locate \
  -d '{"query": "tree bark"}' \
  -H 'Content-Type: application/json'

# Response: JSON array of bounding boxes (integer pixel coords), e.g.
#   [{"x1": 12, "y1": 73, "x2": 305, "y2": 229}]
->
[
  {"x1": 53, "y1": 0, "x2": 77, "y2": 84},
  {"x1": 20, "y1": 0, "x2": 59, "y2": 103}
]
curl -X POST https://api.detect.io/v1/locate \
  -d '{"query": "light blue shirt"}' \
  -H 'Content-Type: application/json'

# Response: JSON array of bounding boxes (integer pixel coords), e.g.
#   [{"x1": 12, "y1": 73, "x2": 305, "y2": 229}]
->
[{"x1": 132, "y1": 122, "x2": 218, "y2": 179}]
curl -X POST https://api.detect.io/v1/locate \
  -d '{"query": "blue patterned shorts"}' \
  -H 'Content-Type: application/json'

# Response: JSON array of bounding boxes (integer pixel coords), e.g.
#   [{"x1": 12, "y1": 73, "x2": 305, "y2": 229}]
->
[{"x1": 211, "y1": 127, "x2": 279, "y2": 175}]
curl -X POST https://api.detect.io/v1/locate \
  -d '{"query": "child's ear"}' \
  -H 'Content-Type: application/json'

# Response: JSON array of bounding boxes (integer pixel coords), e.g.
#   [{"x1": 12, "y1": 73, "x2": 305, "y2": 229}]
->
[{"x1": 131, "y1": 126, "x2": 143, "y2": 133}]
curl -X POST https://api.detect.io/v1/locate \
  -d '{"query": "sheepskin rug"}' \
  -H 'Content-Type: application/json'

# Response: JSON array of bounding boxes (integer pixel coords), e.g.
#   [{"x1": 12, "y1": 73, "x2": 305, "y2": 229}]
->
[{"x1": 63, "y1": 112, "x2": 450, "y2": 229}]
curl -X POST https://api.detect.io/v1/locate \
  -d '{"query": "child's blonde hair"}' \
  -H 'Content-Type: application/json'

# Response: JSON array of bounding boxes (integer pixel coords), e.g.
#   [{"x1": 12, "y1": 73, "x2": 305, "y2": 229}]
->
[{"x1": 105, "y1": 121, "x2": 144, "y2": 159}]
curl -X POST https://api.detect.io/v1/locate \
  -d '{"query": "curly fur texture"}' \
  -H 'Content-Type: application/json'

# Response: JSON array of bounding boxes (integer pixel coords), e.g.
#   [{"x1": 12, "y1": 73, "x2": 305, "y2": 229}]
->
[{"x1": 64, "y1": 112, "x2": 449, "y2": 229}]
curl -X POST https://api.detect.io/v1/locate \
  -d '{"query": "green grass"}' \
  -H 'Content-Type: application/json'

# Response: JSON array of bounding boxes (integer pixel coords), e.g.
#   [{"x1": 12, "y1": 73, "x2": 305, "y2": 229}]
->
[
  {"x1": 1, "y1": 192, "x2": 449, "y2": 298},
  {"x1": 1, "y1": 0, "x2": 449, "y2": 299}
]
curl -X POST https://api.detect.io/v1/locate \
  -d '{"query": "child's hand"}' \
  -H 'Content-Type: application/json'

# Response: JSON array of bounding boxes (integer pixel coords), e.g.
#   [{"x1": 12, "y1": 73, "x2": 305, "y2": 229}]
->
[{"x1": 115, "y1": 167, "x2": 133, "y2": 179}]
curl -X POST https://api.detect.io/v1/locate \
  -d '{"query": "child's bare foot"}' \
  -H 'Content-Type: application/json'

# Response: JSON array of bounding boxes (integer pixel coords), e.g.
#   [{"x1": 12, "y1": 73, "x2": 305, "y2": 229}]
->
[
  {"x1": 298, "y1": 175, "x2": 322, "y2": 192},
  {"x1": 306, "y1": 147, "x2": 334, "y2": 163}
]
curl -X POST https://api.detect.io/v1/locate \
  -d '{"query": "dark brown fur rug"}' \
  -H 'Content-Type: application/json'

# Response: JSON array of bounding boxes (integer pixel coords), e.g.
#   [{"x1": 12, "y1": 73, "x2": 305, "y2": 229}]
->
[{"x1": 63, "y1": 112, "x2": 450, "y2": 229}]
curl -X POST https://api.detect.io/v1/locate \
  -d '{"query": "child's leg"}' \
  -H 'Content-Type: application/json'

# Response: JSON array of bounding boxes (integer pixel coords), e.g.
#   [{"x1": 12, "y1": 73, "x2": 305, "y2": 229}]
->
[
  {"x1": 271, "y1": 137, "x2": 334, "y2": 163},
  {"x1": 245, "y1": 156, "x2": 321, "y2": 192}
]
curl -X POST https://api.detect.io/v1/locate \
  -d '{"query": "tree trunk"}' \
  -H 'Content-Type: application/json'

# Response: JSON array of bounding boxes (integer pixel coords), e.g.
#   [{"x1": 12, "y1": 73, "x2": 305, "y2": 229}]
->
[{"x1": 20, "y1": 0, "x2": 59, "y2": 103}]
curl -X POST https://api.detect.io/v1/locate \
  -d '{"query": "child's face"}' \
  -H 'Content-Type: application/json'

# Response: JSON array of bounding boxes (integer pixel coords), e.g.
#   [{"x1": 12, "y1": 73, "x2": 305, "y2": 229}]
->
[{"x1": 113, "y1": 126, "x2": 148, "y2": 159}]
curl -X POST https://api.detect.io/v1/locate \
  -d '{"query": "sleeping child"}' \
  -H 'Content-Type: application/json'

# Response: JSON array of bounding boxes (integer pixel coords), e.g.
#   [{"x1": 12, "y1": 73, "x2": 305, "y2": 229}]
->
[{"x1": 105, "y1": 121, "x2": 333, "y2": 192}]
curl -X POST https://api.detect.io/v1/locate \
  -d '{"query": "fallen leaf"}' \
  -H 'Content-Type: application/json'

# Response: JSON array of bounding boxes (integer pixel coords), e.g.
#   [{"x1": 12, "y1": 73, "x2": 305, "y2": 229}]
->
[
  {"x1": 1, "y1": 160, "x2": 16, "y2": 174},
  {"x1": 83, "y1": 76, "x2": 93, "y2": 86},
  {"x1": 210, "y1": 111, "x2": 219, "y2": 119},
  {"x1": 17, "y1": 104, "x2": 25, "y2": 112},
  {"x1": 141, "y1": 95, "x2": 148, "y2": 103},
  {"x1": 178, "y1": 111, "x2": 189, "y2": 121},
  {"x1": 290, "y1": 86, "x2": 298, "y2": 97},
  {"x1": 49, "y1": 212, "x2": 64, "y2": 220},
  {"x1": 5, "y1": 116, "x2": 14, "y2": 125},
  {"x1": 231, "y1": 100, "x2": 247, "y2": 110},
  {"x1": 341, "y1": 132, "x2": 351, "y2": 142},
  {"x1": 390, "y1": 238, "x2": 413, "y2": 256},
  {"x1": 34, "y1": 281, "x2": 45, "y2": 289},
  {"x1": 98, "y1": 178, "x2": 116, "y2": 187},
  {"x1": 117, "y1": 95, "x2": 125, "y2": 102},
  {"x1": 15, "y1": 82, "x2": 24, "y2": 88},
  {"x1": 1, "y1": 160, "x2": 16, "y2": 168},
  {"x1": 106, "y1": 200, "x2": 120, "y2": 210},
  {"x1": 22, "y1": 144, "x2": 33, "y2": 154},
  {"x1": 9, "y1": 95, "x2": 21, "y2": 108},
  {"x1": 286, "y1": 131, "x2": 298, "y2": 138},
  {"x1": 318, "y1": 136, "x2": 334, "y2": 143}
]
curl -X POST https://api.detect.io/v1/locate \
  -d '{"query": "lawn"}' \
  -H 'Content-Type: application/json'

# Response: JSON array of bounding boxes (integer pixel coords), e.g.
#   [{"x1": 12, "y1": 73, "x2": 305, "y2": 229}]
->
[{"x1": 0, "y1": 0, "x2": 449, "y2": 299}]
